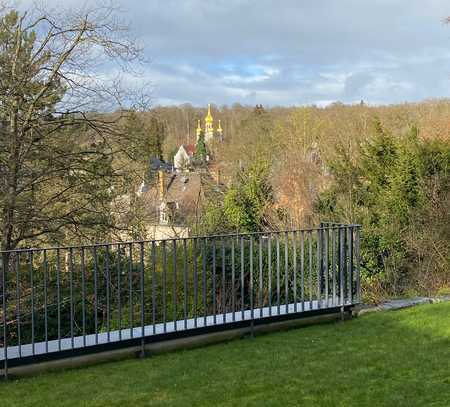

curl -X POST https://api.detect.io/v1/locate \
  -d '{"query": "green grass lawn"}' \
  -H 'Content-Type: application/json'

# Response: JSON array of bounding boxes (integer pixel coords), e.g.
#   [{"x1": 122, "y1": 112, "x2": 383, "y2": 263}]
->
[{"x1": 2, "y1": 302, "x2": 450, "y2": 407}]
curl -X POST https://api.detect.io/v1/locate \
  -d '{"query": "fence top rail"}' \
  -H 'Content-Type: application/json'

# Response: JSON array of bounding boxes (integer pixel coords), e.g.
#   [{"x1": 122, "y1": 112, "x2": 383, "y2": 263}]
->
[{"x1": 0, "y1": 224, "x2": 361, "y2": 254}]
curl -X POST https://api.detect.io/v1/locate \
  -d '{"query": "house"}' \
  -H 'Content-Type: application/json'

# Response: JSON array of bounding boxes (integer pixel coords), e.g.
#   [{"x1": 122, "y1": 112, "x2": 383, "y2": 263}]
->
[
  {"x1": 133, "y1": 103, "x2": 225, "y2": 240},
  {"x1": 174, "y1": 144, "x2": 195, "y2": 171},
  {"x1": 135, "y1": 169, "x2": 204, "y2": 240}
]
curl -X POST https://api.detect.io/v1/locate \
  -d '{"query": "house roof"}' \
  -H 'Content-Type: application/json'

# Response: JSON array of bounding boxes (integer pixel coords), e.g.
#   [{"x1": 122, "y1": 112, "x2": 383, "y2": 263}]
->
[
  {"x1": 164, "y1": 172, "x2": 202, "y2": 208},
  {"x1": 183, "y1": 144, "x2": 196, "y2": 156},
  {"x1": 149, "y1": 157, "x2": 173, "y2": 171},
  {"x1": 141, "y1": 172, "x2": 203, "y2": 222}
]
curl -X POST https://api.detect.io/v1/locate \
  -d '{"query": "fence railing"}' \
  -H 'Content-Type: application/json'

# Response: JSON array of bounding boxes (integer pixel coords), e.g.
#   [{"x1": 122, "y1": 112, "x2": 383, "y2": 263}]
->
[{"x1": 1, "y1": 224, "x2": 360, "y2": 378}]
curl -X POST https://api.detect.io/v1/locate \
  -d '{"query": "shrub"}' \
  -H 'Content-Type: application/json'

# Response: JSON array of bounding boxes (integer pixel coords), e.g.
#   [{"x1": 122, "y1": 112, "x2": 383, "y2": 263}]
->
[{"x1": 316, "y1": 120, "x2": 449, "y2": 299}]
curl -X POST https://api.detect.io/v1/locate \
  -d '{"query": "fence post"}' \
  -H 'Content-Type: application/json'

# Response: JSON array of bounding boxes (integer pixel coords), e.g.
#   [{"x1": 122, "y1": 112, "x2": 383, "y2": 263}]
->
[
  {"x1": 347, "y1": 227, "x2": 353, "y2": 306},
  {"x1": 250, "y1": 236, "x2": 254, "y2": 338},
  {"x1": 355, "y1": 226, "x2": 361, "y2": 303},
  {"x1": 339, "y1": 226, "x2": 345, "y2": 321},
  {"x1": 324, "y1": 226, "x2": 329, "y2": 308},
  {"x1": 316, "y1": 228, "x2": 321, "y2": 309},
  {"x1": 139, "y1": 242, "x2": 145, "y2": 358},
  {"x1": 319, "y1": 224, "x2": 323, "y2": 308},
  {"x1": 1, "y1": 253, "x2": 8, "y2": 380}
]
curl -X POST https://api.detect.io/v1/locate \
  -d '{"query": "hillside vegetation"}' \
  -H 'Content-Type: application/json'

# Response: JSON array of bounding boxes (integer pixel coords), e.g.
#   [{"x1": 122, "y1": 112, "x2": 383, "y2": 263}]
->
[{"x1": 149, "y1": 101, "x2": 450, "y2": 300}]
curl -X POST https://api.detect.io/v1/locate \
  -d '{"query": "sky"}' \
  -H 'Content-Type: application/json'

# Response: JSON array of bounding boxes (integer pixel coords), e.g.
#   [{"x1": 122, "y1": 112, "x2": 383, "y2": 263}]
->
[{"x1": 21, "y1": 0, "x2": 450, "y2": 107}]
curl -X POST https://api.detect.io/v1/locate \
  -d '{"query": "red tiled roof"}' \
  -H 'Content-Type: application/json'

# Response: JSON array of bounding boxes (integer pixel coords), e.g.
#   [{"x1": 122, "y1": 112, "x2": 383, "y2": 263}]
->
[{"x1": 183, "y1": 144, "x2": 196, "y2": 156}]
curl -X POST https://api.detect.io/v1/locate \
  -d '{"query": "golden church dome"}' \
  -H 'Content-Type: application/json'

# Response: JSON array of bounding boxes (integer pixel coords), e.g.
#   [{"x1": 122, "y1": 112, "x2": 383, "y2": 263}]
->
[{"x1": 205, "y1": 103, "x2": 213, "y2": 123}]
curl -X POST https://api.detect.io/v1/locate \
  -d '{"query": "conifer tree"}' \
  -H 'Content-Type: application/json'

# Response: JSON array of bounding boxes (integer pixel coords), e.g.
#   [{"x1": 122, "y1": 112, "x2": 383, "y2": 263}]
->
[{"x1": 194, "y1": 130, "x2": 208, "y2": 165}]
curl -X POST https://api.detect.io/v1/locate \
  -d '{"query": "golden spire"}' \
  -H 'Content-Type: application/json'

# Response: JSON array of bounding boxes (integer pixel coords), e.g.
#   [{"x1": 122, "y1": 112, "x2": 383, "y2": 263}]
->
[
  {"x1": 217, "y1": 119, "x2": 223, "y2": 134},
  {"x1": 205, "y1": 103, "x2": 213, "y2": 124},
  {"x1": 204, "y1": 103, "x2": 214, "y2": 141}
]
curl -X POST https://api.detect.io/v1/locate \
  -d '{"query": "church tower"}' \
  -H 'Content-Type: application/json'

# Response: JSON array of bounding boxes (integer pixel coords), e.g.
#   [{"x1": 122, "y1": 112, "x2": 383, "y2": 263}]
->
[{"x1": 204, "y1": 103, "x2": 214, "y2": 142}]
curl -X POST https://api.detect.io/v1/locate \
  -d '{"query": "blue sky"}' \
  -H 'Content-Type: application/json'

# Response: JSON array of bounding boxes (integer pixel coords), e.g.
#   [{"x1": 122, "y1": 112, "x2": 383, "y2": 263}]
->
[{"x1": 23, "y1": 0, "x2": 450, "y2": 106}]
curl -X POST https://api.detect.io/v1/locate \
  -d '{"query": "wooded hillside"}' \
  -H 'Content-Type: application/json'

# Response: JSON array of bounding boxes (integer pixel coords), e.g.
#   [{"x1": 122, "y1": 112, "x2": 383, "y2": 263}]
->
[{"x1": 146, "y1": 100, "x2": 449, "y2": 300}]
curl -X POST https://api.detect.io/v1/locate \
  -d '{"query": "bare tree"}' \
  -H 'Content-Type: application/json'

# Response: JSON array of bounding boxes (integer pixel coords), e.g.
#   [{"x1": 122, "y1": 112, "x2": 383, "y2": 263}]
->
[{"x1": 0, "y1": 1, "x2": 149, "y2": 251}]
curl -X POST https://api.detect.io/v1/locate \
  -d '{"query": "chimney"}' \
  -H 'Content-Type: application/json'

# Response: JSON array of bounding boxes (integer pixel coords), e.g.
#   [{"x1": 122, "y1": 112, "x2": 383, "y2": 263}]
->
[
  {"x1": 216, "y1": 167, "x2": 221, "y2": 185},
  {"x1": 158, "y1": 170, "x2": 165, "y2": 200}
]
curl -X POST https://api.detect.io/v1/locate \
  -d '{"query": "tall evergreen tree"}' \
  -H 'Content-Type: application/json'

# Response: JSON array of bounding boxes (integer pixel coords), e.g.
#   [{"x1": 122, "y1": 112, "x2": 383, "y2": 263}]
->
[{"x1": 194, "y1": 130, "x2": 208, "y2": 165}]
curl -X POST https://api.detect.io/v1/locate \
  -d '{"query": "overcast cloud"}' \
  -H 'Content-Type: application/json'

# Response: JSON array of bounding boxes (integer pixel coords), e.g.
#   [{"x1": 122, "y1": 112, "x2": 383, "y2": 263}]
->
[{"x1": 21, "y1": 0, "x2": 450, "y2": 106}]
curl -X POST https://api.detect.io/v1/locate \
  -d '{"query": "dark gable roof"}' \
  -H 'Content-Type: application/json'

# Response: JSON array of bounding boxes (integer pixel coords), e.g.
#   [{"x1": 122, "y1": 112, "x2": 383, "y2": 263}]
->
[
  {"x1": 141, "y1": 172, "x2": 203, "y2": 222},
  {"x1": 164, "y1": 172, "x2": 202, "y2": 205},
  {"x1": 149, "y1": 157, "x2": 173, "y2": 172}
]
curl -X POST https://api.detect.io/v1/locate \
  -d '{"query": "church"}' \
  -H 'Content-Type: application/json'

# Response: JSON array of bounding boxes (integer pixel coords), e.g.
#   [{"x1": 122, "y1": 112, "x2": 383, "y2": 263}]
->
[
  {"x1": 201, "y1": 102, "x2": 223, "y2": 142},
  {"x1": 173, "y1": 104, "x2": 223, "y2": 171},
  {"x1": 133, "y1": 104, "x2": 224, "y2": 240}
]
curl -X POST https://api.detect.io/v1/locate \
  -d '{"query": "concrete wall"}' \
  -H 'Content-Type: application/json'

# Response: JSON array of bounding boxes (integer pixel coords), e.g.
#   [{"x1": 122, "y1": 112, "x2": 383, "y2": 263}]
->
[
  {"x1": 146, "y1": 224, "x2": 190, "y2": 240},
  {"x1": 2, "y1": 310, "x2": 351, "y2": 378}
]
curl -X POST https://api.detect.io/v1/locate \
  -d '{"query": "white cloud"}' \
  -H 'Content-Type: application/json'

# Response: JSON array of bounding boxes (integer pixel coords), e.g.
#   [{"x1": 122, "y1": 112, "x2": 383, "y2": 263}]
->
[{"x1": 15, "y1": 0, "x2": 450, "y2": 106}]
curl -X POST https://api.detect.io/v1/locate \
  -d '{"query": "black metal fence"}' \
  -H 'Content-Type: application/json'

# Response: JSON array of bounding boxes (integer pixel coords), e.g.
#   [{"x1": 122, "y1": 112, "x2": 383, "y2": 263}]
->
[{"x1": 1, "y1": 223, "x2": 360, "y2": 378}]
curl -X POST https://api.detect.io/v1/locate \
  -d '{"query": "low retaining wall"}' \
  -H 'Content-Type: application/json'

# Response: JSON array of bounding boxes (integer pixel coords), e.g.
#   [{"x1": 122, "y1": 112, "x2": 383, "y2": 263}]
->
[
  {"x1": 2, "y1": 309, "x2": 351, "y2": 378},
  {"x1": 5, "y1": 297, "x2": 448, "y2": 378}
]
